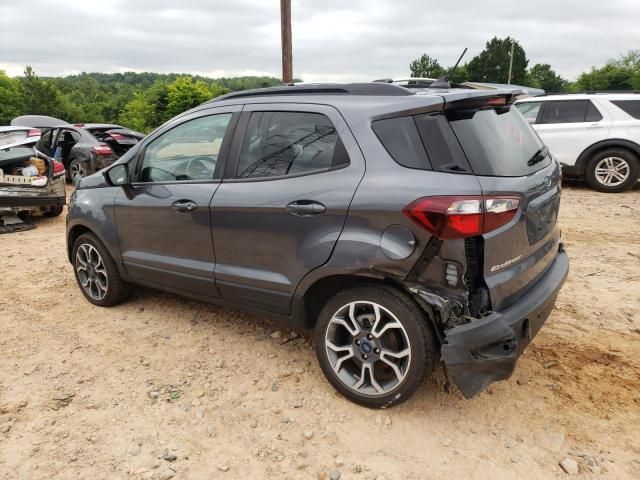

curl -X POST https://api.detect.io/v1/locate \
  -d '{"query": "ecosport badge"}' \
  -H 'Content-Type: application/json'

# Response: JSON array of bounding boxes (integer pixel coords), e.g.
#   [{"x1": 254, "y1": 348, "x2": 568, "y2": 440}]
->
[{"x1": 490, "y1": 255, "x2": 523, "y2": 272}]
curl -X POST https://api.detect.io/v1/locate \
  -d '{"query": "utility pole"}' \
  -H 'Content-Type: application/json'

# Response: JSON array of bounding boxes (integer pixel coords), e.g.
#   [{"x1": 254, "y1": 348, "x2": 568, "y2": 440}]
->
[
  {"x1": 280, "y1": 0, "x2": 293, "y2": 84},
  {"x1": 507, "y1": 41, "x2": 515, "y2": 84}
]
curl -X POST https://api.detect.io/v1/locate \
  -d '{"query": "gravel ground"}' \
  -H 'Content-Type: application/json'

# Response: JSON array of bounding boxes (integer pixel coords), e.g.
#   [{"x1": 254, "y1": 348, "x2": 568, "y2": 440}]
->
[{"x1": 1, "y1": 182, "x2": 639, "y2": 479}]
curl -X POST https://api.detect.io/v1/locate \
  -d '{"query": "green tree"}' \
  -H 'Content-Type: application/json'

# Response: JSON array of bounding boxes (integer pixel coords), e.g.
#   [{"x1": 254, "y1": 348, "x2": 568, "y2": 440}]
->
[
  {"x1": 166, "y1": 77, "x2": 215, "y2": 117},
  {"x1": 409, "y1": 54, "x2": 446, "y2": 78},
  {"x1": 526, "y1": 64, "x2": 568, "y2": 93},
  {"x1": 118, "y1": 93, "x2": 155, "y2": 132},
  {"x1": 467, "y1": 37, "x2": 529, "y2": 84},
  {"x1": 572, "y1": 49, "x2": 640, "y2": 91},
  {"x1": 20, "y1": 66, "x2": 70, "y2": 119},
  {"x1": 0, "y1": 70, "x2": 23, "y2": 124}
]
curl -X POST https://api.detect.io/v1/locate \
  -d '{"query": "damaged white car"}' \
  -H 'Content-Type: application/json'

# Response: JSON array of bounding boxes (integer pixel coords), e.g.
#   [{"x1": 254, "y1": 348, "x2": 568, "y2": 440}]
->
[{"x1": 0, "y1": 126, "x2": 66, "y2": 233}]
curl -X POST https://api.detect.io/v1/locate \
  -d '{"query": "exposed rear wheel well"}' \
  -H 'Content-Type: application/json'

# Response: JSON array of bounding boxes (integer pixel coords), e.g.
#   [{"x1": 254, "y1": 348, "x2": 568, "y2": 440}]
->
[{"x1": 67, "y1": 225, "x2": 92, "y2": 261}]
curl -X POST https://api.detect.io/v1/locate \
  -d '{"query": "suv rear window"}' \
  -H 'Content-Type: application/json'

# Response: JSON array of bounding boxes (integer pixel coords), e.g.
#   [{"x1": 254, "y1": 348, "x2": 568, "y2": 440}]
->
[
  {"x1": 447, "y1": 108, "x2": 548, "y2": 177},
  {"x1": 373, "y1": 106, "x2": 548, "y2": 177},
  {"x1": 611, "y1": 100, "x2": 640, "y2": 119}
]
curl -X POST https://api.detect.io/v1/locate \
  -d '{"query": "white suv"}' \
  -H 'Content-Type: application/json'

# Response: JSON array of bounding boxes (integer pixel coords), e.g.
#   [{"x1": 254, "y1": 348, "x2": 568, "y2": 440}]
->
[{"x1": 516, "y1": 93, "x2": 640, "y2": 192}]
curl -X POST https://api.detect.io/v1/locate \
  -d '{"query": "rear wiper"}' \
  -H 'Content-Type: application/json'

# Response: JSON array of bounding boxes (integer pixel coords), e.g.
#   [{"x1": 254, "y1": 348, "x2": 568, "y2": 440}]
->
[{"x1": 527, "y1": 145, "x2": 549, "y2": 166}]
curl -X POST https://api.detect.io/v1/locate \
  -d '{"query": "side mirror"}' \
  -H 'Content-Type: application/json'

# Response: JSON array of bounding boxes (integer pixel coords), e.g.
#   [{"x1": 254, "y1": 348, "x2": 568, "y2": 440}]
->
[{"x1": 105, "y1": 164, "x2": 129, "y2": 186}]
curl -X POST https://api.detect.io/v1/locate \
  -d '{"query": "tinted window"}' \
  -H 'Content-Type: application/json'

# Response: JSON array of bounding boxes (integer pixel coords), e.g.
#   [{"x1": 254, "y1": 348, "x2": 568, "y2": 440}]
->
[
  {"x1": 515, "y1": 102, "x2": 542, "y2": 124},
  {"x1": 541, "y1": 100, "x2": 590, "y2": 124},
  {"x1": 139, "y1": 114, "x2": 232, "y2": 182},
  {"x1": 371, "y1": 116, "x2": 431, "y2": 170},
  {"x1": 611, "y1": 100, "x2": 640, "y2": 119},
  {"x1": 447, "y1": 107, "x2": 547, "y2": 177},
  {"x1": 585, "y1": 101, "x2": 603, "y2": 122},
  {"x1": 236, "y1": 112, "x2": 347, "y2": 178},
  {"x1": 415, "y1": 114, "x2": 471, "y2": 173}
]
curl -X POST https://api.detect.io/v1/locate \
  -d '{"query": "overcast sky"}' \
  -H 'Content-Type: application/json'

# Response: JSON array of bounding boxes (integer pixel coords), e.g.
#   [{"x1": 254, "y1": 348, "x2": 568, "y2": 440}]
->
[{"x1": 1, "y1": 0, "x2": 638, "y2": 82}]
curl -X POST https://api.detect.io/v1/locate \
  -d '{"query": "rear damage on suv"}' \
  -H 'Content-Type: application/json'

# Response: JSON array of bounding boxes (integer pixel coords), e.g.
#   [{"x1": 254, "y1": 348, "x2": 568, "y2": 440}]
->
[{"x1": 369, "y1": 91, "x2": 569, "y2": 397}]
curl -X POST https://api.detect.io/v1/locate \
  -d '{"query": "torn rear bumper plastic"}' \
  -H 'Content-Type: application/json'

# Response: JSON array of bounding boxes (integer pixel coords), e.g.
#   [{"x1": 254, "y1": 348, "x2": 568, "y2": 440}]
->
[{"x1": 440, "y1": 249, "x2": 569, "y2": 398}]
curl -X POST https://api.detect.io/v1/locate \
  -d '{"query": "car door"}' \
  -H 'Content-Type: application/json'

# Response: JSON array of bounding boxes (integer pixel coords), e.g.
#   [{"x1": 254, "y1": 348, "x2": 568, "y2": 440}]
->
[
  {"x1": 210, "y1": 104, "x2": 365, "y2": 315},
  {"x1": 533, "y1": 100, "x2": 610, "y2": 166},
  {"x1": 113, "y1": 106, "x2": 240, "y2": 298}
]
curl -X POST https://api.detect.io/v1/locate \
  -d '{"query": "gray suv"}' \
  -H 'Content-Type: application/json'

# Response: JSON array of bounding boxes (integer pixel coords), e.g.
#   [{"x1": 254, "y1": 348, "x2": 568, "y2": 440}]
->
[{"x1": 66, "y1": 83, "x2": 569, "y2": 408}]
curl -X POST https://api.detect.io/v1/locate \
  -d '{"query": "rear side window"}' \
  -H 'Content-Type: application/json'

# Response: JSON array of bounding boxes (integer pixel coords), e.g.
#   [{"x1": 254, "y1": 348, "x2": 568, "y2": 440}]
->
[
  {"x1": 447, "y1": 107, "x2": 547, "y2": 177},
  {"x1": 371, "y1": 116, "x2": 431, "y2": 170},
  {"x1": 540, "y1": 100, "x2": 602, "y2": 124},
  {"x1": 610, "y1": 100, "x2": 640, "y2": 119},
  {"x1": 236, "y1": 111, "x2": 348, "y2": 179}
]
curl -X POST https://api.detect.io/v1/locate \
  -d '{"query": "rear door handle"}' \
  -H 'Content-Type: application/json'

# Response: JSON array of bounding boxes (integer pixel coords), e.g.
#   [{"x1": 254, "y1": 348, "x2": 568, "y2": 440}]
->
[
  {"x1": 171, "y1": 200, "x2": 198, "y2": 212},
  {"x1": 587, "y1": 123, "x2": 603, "y2": 128},
  {"x1": 287, "y1": 200, "x2": 326, "y2": 216}
]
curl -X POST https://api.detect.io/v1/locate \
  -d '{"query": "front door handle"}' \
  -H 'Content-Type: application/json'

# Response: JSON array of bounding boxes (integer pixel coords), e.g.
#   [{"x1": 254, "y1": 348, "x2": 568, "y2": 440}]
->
[
  {"x1": 287, "y1": 200, "x2": 326, "y2": 216},
  {"x1": 171, "y1": 200, "x2": 198, "y2": 212}
]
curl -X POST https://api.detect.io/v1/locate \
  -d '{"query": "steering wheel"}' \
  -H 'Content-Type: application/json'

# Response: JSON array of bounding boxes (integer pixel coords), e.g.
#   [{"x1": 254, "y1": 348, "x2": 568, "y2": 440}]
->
[{"x1": 185, "y1": 156, "x2": 216, "y2": 179}]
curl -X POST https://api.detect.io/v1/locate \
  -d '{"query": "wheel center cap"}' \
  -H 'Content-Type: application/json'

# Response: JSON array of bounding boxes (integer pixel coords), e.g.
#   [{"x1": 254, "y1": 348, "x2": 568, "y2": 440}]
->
[{"x1": 359, "y1": 340, "x2": 373, "y2": 354}]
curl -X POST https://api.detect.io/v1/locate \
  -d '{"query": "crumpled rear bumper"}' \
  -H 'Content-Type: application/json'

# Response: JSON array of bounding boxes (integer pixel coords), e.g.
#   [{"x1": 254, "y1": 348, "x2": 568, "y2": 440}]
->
[{"x1": 440, "y1": 249, "x2": 569, "y2": 398}]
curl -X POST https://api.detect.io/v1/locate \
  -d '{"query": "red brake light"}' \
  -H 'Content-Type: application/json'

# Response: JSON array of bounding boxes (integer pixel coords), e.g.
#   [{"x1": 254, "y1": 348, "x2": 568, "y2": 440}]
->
[
  {"x1": 52, "y1": 160, "x2": 65, "y2": 173},
  {"x1": 27, "y1": 128, "x2": 40, "y2": 137},
  {"x1": 403, "y1": 195, "x2": 520, "y2": 239},
  {"x1": 92, "y1": 144, "x2": 113, "y2": 155},
  {"x1": 109, "y1": 132, "x2": 126, "y2": 141}
]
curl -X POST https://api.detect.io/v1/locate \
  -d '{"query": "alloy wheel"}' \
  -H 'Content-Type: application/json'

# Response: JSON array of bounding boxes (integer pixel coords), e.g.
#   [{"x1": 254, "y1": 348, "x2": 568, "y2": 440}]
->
[
  {"x1": 70, "y1": 161, "x2": 86, "y2": 184},
  {"x1": 75, "y1": 243, "x2": 108, "y2": 300},
  {"x1": 324, "y1": 301, "x2": 411, "y2": 396},
  {"x1": 594, "y1": 157, "x2": 630, "y2": 187}
]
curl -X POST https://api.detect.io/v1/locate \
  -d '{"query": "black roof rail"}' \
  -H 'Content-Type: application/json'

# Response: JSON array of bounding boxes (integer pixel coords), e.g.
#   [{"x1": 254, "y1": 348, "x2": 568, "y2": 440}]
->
[
  {"x1": 208, "y1": 82, "x2": 413, "y2": 103},
  {"x1": 545, "y1": 90, "x2": 640, "y2": 95}
]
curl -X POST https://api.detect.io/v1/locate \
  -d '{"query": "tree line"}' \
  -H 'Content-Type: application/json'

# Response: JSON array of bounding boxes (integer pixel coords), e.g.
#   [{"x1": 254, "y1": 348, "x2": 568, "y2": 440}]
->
[
  {"x1": 410, "y1": 37, "x2": 640, "y2": 94},
  {"x1": 0, "y1": 68, "x2": 281, "y2": 131},
  {"x1": 1, "y1": 37, "x2": 639, "y2": 131}
]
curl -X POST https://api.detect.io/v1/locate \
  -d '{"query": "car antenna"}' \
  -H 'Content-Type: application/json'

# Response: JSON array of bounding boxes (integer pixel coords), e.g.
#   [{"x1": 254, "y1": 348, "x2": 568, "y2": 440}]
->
[{"x1": 430, "y1": 47, "x2": 468, "y2": 88}]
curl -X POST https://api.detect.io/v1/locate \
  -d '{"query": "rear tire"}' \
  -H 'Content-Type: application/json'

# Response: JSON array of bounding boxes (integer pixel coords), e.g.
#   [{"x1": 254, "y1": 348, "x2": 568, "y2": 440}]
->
[
  {"x1": 69, "y1": 158, "x2": 89, "y2": 186},
  {"x1": 586, "y1": 148, "x2": 638, "y2": 193},
  {"x1": 72, "y1": 232, "x2": 130, "y2": 307},
  {"x1": 314, "y1": 285, "x2": 437, "y2": 408}
]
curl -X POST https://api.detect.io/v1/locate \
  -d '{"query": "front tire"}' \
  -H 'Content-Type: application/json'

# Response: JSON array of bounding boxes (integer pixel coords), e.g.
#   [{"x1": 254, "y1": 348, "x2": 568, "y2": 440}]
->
[
  {"x1": 314, "y1": 285, "x2": 437, "y2": 408},
  {"x1": 72, "y1": 233, "x2": 129, "y2": 307},
  {"x1": 586, "y1": 149, "x2": 638, "y2": 192}
]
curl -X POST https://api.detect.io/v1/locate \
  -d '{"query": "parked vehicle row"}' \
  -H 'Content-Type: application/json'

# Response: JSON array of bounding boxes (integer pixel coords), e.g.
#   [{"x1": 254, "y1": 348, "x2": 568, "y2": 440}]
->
[
  {"x1": 516, "y1": 93, "x2": 640, "y2": 192},
  {"x1": 11, "y1": 116, "x2": 143, "y2": 185},
  {"x1": 66, "y1": 82, "x2": 569, "y2": 407}
]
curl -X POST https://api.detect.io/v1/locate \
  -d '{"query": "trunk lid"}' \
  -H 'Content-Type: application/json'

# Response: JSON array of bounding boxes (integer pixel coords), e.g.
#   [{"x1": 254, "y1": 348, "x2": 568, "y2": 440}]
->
[{"x1": 445, "y1": 100, "x2": 562, "y2": 311}]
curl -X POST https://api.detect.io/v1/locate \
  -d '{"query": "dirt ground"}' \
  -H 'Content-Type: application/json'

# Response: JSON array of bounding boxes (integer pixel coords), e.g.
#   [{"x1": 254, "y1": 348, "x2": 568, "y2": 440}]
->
[{"x1": 1, "y1": 182, "x2": 639, "y2": 480}]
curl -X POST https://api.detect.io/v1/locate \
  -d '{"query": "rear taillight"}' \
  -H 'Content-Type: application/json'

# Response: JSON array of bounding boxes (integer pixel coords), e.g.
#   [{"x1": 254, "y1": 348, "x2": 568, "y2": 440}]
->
[
  {"x1": 27, "y1": 128, "x2": 40, "y2": 137},
  {"x1": 403, "y1": 195, "x2": 520, "y2": 239},
  {"x1": 109, "y1": 132, "x2": 126, "y2": 141},
  {"x1": 92, "y1": 144, "x2": 113, "y2": 155},
  {"x1": 52, "y1": 160, "x2": 65, "y2": 174}
]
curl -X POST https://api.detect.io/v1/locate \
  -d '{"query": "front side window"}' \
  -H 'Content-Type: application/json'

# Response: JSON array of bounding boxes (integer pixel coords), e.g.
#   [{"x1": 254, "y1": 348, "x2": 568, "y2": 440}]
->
[
  {"x1": 540, "y1": 100, "x2": 602, "y2": 124},
  {"x1": 138, "y1": 114, "x2": 232, "y2": 182},
  {"x1": 236, "y1": 111, "x2": 348, "y2": 179},
  {"x1": 515, "y1": 102, "x2": 542, "y2": 124}
]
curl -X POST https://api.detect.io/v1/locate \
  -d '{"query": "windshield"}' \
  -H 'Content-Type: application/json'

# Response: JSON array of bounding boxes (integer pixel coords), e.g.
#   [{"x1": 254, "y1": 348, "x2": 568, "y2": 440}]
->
[{"x1": 447, "y1": 107, "x2": 548, "y2": 177}]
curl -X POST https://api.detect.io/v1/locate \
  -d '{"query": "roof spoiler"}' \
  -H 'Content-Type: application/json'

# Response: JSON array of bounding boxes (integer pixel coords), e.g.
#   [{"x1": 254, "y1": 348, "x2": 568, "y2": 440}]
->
[{"x1": 443, "y1": 91, "x2": 523, "y2": 111}]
